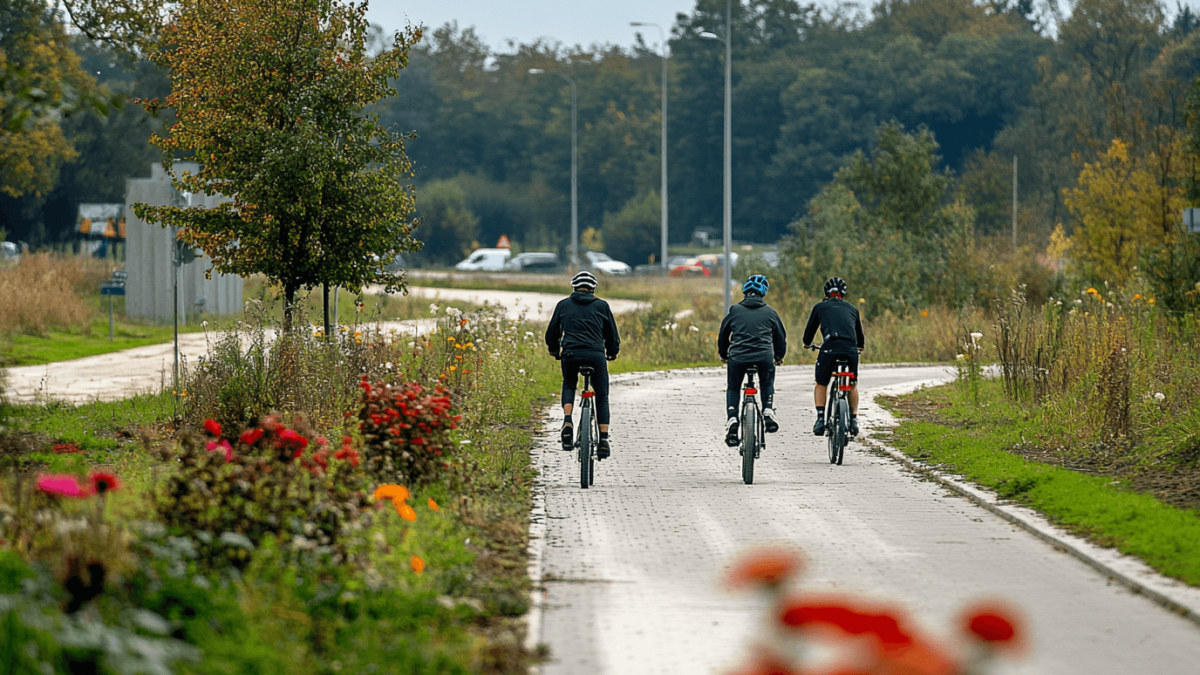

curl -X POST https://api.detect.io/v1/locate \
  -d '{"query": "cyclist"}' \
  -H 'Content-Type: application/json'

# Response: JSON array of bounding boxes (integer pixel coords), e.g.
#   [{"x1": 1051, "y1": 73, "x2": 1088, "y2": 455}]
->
[
  {"x1": 546, "y1": 271, "x2": 621, "y2": 459},
  {"x1": 802, "y1": 277, "x2": 865, "y2": 437},
  {"x1": 718, "y1": 274, "x2": 787, "y2": 447}
]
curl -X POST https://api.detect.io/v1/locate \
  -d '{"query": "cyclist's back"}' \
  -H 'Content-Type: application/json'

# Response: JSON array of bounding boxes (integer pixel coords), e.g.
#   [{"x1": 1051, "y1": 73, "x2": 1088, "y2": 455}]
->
[
  {"x1": 802, "y1": 277, "x2": 866, "y2": 437},
  {"x1": 719, "y1": 275, "x2": 787, "y2": 446},
  {"x1": 545, "y1": 271, "x2": 620, "y2": 458}
]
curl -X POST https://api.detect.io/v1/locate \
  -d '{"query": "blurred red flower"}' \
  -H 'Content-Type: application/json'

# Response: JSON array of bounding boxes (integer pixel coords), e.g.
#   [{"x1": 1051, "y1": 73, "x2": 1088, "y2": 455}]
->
[
  {"x1": 240, "y1": 428, "x2": 264, "y2": 445},
  {"x1": 203, "y1": 419, "x2": 221, "y2": 436},
  {"x1": 960, "y1": 602, "x2": 1024, "y2": 653},
  {"x1": 89, "y1": 471, "x2": 121, "y2": 494},
  {"x1": 36, "y1": 474, "x2": 93, "y2": 498},
  {"x1": 727, "y1": 546, "x2": 805, "y2": 589}
]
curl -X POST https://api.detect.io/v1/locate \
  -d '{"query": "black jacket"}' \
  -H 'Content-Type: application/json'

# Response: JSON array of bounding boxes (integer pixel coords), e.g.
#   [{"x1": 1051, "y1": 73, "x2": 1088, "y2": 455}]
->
[
  {"x1": 718, "y1": 295, "x2": 787, "y2": 363},
  {"x1": 545, "y1": 292, "x2": 620, "y2": 359},
  {"x1": 802, "y1": 298, "x2": 864, "y2": 349}
]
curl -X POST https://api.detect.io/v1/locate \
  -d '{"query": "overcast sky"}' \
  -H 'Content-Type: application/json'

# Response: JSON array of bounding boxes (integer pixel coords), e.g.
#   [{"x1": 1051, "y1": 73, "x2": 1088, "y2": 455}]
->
[
  {"x1": 366, "y1": 0, "x2": 1200, "y2": 53},
  {"x1": 365, "y1": 0, "x2": 701, "y2": 52}
]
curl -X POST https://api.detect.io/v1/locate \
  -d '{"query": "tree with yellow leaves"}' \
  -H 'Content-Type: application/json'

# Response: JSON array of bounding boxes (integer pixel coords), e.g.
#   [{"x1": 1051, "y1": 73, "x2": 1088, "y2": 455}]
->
[{"x1": 1063, "y1": 137, "x2": 1185, "y2": 285}]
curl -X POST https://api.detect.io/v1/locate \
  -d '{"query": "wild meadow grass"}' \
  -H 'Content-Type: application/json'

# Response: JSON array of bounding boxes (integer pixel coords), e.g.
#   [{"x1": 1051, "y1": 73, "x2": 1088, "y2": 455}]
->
[{"x1": 0, "y1": 253, "x2": 112, "y2": 337}]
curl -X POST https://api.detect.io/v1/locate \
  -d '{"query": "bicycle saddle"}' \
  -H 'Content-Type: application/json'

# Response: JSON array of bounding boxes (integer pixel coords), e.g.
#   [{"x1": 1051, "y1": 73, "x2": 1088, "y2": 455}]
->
[{"x1": 578, "y1": 366, "x2": 594, "y2": 375}]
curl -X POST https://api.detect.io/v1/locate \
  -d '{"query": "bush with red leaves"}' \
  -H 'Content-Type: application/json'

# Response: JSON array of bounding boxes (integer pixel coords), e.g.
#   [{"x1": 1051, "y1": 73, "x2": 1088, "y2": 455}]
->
[{"x1": 356, "y1": 377, "x2": 461, "y2": 486}]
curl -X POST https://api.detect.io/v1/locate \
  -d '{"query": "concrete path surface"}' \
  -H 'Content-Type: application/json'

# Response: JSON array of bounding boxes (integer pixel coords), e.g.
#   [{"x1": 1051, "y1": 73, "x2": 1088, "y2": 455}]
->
[
  {"x1": 5, "y1": 287, "x2": 643, "y2": 404},
  {"x1": 530, "y1": 365, "x2": 1200, "y2": 674}
]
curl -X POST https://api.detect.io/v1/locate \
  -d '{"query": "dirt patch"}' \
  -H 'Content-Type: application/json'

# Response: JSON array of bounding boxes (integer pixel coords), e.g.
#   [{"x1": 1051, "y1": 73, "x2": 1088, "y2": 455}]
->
[{"x1": 891, "y1": 395, "x2": 1200, "y2": 515}]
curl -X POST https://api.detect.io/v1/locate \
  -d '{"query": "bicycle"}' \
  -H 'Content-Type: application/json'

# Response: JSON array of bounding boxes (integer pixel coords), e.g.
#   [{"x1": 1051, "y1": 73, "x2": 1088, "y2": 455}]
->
[
  {"x1": 737, "y1": 365, "x2": 766, "y2": 485},
  {"x1": 807, "y1": 345, "x2": 855, "y2": 465},
  {"x1": 574, "y1": 365, "x2": 599, "y2": 489}
]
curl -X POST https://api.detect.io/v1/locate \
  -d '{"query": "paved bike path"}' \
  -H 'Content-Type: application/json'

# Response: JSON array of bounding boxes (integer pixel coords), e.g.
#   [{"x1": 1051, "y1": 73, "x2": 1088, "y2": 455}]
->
[{"x1": 530, "y1": 365, "x2": 1200, "y2": 674}]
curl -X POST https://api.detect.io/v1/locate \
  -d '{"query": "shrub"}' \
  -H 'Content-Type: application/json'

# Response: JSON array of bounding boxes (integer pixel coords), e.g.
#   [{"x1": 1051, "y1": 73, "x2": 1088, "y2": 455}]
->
[
  {"x1": 356, "y1": 378, "x2": 461, "y2": 486},
  {"x1": 153, "y1": 417, "x2": 367, "y2": 569}
]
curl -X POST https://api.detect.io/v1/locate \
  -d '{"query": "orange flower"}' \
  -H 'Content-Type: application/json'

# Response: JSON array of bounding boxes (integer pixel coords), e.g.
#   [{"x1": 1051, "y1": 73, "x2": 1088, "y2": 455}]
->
[
  {"x1": 921, "y1": 310, "x2": 929, "y2": 317},
  {"x1": 726, "y1": 546, "x2": 805, "y2": 589},
  {"x1": 410, "y1": 556, "x2": 425, "y2": 574},
  {"x1": 374, "y1": 484, "x2": 409, "y2": 501},
  {"x1": 396, "y1": 502, "x2": 417, "y2": 521},
  {"x1": 428, "y1": 497, "x2": 440, "y2": 511}
]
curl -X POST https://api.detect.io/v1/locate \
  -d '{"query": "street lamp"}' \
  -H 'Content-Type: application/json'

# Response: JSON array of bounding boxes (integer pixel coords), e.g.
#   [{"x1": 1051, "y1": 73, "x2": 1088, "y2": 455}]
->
[
  {"x1": 630, "y1": 21, "x2": 669, "y2": 271},
  {"x1": 529, "y1": 67, "x2": 581, "y2": 270},
  {"x1": 700, "y1": 0, "x2": 733, "y2": 314}
]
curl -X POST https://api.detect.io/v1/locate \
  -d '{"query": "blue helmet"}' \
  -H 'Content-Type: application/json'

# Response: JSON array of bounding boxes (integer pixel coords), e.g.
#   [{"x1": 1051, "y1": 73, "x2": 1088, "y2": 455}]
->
[{"x1": 742, "y1": 274, "x2": 769, "y2": 296}]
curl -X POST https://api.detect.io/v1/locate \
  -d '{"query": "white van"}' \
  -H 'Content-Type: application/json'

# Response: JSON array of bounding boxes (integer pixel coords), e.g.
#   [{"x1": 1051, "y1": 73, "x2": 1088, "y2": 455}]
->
[{"x1": 455, "y1": 248, "x2": 511, "y2": 271}]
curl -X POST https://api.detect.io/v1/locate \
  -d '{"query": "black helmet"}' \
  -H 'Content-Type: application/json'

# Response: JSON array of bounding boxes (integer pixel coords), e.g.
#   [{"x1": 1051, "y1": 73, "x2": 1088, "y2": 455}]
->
[{"x1": 824, "y1": 277, "x2": 848, "y2": 298}]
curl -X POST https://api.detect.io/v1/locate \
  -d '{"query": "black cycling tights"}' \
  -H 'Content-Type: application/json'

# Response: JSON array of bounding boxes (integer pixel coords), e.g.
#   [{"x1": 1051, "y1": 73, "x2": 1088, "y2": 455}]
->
[
  {"x1": 561, "y1": 352, "x2": 610, "y2": 425},
  {"x1": 726, "y1": 359, "x2": 775, "y2": 418}
]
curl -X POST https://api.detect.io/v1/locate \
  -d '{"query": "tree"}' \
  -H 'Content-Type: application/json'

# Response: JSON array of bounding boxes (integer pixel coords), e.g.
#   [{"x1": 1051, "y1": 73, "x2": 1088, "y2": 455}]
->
[
  {"x1": 603, "y1": 191, "x2": 660, "y2": 266},
  {"x1": 837, "y1": 122, "x2": 951, "y2": 237},
  {"x1": 0, "y1": 0, "x2": 106, "y2": 198},
  {"x1": 412, "y1": 179, "x2": 479, "y2": 266},
  {"x1": 1065, "y1": 137, "x2": 1185, "y2": 285},
  {"x1": 133, "y1": 0, "x2": 421, "y2": 328}
]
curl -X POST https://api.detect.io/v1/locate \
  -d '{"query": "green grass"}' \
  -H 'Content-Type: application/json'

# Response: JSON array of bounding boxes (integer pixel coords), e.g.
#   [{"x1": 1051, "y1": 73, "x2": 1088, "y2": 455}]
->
[
  {"x1": 2, "y1": 391, "x2": 174, "y2": 454},
  {"x1": 886, "y1": 381, "x2": 1200, "y2": 586}
]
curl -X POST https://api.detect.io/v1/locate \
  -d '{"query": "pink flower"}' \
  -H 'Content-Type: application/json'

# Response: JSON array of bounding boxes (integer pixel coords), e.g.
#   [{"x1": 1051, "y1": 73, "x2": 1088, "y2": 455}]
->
[
  {"x1": 36, "y1": 474, "x2": 93, "y2": 498},
  {"x1": 206, "y1": 439, "x2": 234, "y2": 461}
]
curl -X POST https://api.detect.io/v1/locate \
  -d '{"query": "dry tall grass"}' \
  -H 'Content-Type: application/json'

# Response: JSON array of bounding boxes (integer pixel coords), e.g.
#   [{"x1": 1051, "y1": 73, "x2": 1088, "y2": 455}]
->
[{"x1": 0, "y1": 253, "x2": 111, "y2": 336}]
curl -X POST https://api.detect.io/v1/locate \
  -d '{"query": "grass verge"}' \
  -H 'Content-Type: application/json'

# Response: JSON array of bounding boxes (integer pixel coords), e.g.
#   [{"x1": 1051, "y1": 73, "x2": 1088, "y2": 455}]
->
[{"x1": 883, "y1": 380, "x2": 1200, "y2": 586}]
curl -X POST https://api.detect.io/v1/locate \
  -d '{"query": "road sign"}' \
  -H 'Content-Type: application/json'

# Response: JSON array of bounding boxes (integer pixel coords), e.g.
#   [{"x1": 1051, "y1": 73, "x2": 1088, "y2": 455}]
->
[
  {"x1": 100, "y1": 284, "x2": 125, "y2": 296},
  {"x1": 1186, "y1": 208, "x2": 1200, "y2": 234},
  {"x1": 496, "y1": 234, "x2": 511, "y2": 249}
]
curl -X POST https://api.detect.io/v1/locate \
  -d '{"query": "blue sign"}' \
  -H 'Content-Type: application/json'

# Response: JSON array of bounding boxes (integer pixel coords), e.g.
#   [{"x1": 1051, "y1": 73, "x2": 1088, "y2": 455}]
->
[{"x1": 101, "y1": 283, "x2": 125, "y2": 296}]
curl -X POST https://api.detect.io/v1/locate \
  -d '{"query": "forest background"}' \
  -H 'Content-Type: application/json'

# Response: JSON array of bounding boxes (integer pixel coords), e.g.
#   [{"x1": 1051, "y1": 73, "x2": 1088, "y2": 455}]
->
[{"x1": 3, "y1": 0, "x2": 1200, "y2": 315}]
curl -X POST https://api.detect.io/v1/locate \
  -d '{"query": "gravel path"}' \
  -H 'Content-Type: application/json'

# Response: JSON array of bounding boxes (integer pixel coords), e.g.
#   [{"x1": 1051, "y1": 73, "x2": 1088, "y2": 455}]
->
[{"x1": 530, "y1": 365, "x2": 1200, "y2": 674}]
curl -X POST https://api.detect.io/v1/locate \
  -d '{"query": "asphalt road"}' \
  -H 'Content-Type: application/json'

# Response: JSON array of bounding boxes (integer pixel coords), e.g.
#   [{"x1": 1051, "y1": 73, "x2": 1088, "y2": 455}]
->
[{"x1": 530, "y1": 365, "x2": 1200, "y2": 674}]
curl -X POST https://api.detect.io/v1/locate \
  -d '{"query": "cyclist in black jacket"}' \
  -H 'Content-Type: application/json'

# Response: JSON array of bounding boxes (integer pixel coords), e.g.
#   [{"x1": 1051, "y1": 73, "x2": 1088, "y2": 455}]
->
[
  {"x1": 545, "y1": 271, "x2": 621, "y2": 459},
  {"x1": 802, "y1": 277, "x2": 865, "y2": 437},
  {"x1": 718, "y1": 274, "x2": 787, "y2": 447}
]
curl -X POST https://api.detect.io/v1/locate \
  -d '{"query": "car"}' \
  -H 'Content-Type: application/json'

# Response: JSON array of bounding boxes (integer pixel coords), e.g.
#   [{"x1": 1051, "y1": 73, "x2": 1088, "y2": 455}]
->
[
  {"x1": 0, "y1": 241, "x2": 20, "y2": 268},
  {"x1": 668, "y1": 257, "x2": 711, "y2": 277},
  {"x1": 455, "y1": 248, "x2": 512, "y2": 271},
  {"x1": 583, "y1": 251, "x2": 631, "y2": 275},
  {"x1": 506, "y1": 252, "x2": 561, "y2": 272}
]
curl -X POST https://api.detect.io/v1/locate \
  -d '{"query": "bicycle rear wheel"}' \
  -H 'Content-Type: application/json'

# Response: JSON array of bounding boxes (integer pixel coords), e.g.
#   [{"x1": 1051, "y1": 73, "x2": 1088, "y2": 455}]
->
[
  {"x1": 741, "y1": 403, "x2": 758, "y2": 485},
  {"x1": 588, "y1": 408, "x2": 597, "y2": 487},
  {"x1": 836, "y1": 398, "x2": 849, "y2": 465},
  {"x1": 578, "y1": 404, "x2": 593, "y2": 489},
  {"x1": 827, "y1": 398, "x2": 841, "y2": 465}
]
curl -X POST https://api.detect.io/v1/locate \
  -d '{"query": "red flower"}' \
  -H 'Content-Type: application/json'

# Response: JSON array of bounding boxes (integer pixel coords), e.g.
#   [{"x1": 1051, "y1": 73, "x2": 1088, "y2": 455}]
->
[
  {"x1": 240, "y1": 428, "x2": 264, "y2": 445},
  {"x1": 961, "y1": 602, "x2": 1023, "y2": 652},
  {"x1": 727, "y1": 547, "x2": 805, "y2": 589},
  {"x1": 203, "y1": 419, "x2": 222, "y2": 436},
  {"x1": 279, "y1": 428, "x2": 308, "y2": 456},
  {"x1": 90, "y1": 471, "x2": 121, "y2": 494},
  {"x1": 342, "y1": 436, "x2": 352, "y2": 446},
  {"x1": 52, "y1": 443, "x2": 82, "y2": 454},
  {"x1": 206, "y1": 439, "x2": 234, "y2": 461}
]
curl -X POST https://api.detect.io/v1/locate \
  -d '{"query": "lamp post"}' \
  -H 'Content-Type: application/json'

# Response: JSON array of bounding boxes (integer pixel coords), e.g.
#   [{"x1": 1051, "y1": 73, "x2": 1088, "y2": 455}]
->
[
  {"x1": 530, "y1": 68, "x2": 580, "y2": 270},
  {"x1": 701, "y1": 0, "x2": 733, "y2": 314},
  {"x1": 630, "y1": 21, "x2": 669, "y2": 270}
]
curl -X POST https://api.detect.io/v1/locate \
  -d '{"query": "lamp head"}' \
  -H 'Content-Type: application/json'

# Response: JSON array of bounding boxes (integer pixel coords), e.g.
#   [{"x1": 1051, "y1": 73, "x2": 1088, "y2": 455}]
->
[{"x1": 699, "y1": 31, "x2": 720, "y2": 40}]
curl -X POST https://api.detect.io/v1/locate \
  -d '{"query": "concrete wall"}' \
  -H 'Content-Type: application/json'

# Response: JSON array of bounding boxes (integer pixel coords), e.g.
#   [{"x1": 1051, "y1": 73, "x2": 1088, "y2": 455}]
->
[{"x1": 125, "y1": 163, "x2": 244, "y2": 322}]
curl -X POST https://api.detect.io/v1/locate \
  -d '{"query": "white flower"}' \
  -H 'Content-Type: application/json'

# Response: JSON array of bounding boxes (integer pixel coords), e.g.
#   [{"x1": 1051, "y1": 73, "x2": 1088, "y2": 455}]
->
[
  {"x1": 518, "y1": 369, "x2": 526, "y2": 375},
  {"x1": 690, "y1": 325, "x2": 700, "y2": 332},
  {"x1": 407, "y1": 341, "x2": 415, "y2": 347},
  {"x1": 459, "y1": 439, "x2": 472, "y2": 445},
  {"x1": 525, "y1": 331, "x2": 534, "y2": 338},
  {"x1": 201, "y1": 320, "x2": 208, "y2": 327},
  {"x1": 955, "y1": 354, "x2": 965, "y2": 360},
  {"x1": 969, "y1": 332, "x2": 983, "y2": 339},
  {"x1": 385, "y1": 362, "x2": 393, "y2": 370},
  {"x1": 1154, "y1": 392, "x2": 1165, "y2": 401},
  {"x1": 429, "y1": 303, "x2": 439, "y2": 314},
  {"x1": 1075, "y1": 299, "x2": 1083, "y2": 304}
]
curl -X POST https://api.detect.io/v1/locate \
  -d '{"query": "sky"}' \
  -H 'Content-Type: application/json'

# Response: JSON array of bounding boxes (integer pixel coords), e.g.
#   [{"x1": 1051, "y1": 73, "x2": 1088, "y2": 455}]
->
[
  {"x1": 365, "y1": 0, "x2": 1200, "y2": 53},
  {"x1": 365, "y1": 0, "x2": 698, "y2": 52}
]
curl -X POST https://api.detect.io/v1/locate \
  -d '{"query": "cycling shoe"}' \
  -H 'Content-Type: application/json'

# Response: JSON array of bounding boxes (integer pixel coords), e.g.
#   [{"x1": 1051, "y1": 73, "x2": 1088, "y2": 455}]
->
[
  {"x1": 764, "y1": 408, "x2": 779, "y2": 434},
  {"x1": 812, "y1": 418, "x2": 826, "y2": 436},
  {"x1": 725, "y1": 418, "x2": 740, "y2": 447}
]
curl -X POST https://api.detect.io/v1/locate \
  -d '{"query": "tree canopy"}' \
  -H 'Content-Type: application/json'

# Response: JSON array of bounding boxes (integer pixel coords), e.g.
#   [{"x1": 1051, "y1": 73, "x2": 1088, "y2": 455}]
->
[{"x1": 132, "y1": 0, "x2": 421, "y2": 315}]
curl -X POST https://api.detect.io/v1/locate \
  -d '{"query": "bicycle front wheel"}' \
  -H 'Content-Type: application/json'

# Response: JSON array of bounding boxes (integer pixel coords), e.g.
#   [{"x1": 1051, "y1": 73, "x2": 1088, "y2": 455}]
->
[
  {"x1": 741, "y1": 404, "x2": 758, "y2": 485},
  {"x1": 578, "y1": 405, "x2": 593, "y2": 489},
  {"x1": 836, "y1": 397, "x2": 849, "y2": 465},
  {"x1": 827, "y1": 399, "x2": 841, "y2": 465}
]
